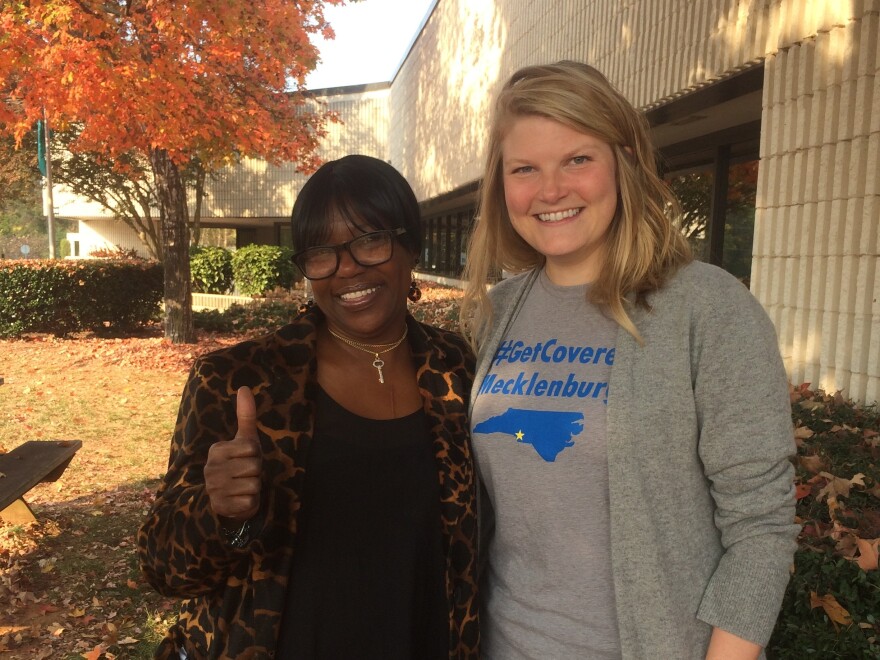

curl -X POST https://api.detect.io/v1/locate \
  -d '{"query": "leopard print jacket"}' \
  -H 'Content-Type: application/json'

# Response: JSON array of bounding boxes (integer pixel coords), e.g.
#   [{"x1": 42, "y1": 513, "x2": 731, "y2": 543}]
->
[{"x1": 137, "y1": 306, "x2": 479, "y2": 659}]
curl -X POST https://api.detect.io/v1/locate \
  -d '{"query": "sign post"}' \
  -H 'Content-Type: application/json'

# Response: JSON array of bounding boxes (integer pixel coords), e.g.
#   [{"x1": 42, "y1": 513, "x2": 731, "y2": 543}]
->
[{"x1": 39, "y1": 110, "x2": 56, "y2": 259}]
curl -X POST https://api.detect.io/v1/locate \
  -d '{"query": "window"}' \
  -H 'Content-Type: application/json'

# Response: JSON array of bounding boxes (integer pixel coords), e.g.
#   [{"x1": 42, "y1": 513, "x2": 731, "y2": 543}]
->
[
  {"x1": 419, "y1": 207, "x2": 473, "y2": 278},
  {"x1": 649, "y1": 67, "x2": 764, "y2": 286},
  {"x1": 665, "y1": 157, "x2": 758, "y2": 284}
]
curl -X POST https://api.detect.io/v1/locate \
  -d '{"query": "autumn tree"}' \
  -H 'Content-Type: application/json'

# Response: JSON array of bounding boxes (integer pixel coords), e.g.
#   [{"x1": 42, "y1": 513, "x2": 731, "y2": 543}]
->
[
  {"x1": 0, "y1": 0, "x2": 339, "y2": 342},
  {"x1": 0, "y1": 129, "x2": 40, "y2": 211},
  {"x1": 48, "y1": 128, "x2": 210, "y2": 261}
]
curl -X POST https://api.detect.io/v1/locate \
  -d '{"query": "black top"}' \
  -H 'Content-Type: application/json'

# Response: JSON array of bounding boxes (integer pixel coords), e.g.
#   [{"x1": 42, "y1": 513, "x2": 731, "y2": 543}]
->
[{"x1": 276, "y1": 386, "x2": 448, "y2": 659}]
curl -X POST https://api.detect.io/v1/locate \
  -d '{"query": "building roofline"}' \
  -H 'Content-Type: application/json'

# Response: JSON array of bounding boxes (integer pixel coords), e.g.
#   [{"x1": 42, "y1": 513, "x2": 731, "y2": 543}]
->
[
  {"x1": 303, "y1": 0, "x2": 440, "y2": 94},
  {"x1": 304, "y1": 80, "x2": 391, "y2": 97},
  {"x1": 389, "y1": 0, "x2": 440, "y2": 85}
]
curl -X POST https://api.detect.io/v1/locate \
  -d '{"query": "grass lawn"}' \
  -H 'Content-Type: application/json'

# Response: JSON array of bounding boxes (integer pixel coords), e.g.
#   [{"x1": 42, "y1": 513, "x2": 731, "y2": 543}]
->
[{"x1": 0, "y1": 332, "x2": 242, "y2": 658}]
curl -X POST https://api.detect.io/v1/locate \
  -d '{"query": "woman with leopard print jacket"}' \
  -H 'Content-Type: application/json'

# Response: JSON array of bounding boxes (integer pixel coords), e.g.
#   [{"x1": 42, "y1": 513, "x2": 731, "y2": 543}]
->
[{"x1": 137, "y1": 155, "x2": 479, "y2": 659}]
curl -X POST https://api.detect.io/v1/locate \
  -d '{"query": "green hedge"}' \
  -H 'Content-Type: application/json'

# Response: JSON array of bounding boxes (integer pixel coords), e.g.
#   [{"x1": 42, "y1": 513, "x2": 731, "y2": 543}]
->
[
  {"x1": 767, "y1": 387, "x2": 880, "y2": 658},
  {"x1": 190, "y1": 246, "x2": 233, "y2": 294},
  {"x1": 769, "y1": 550, "x2": 880, "y2": 657},
  {"x1": 0, "y1": 258, "x2": 163, "y2": 337},
  {"x1": 194, "y1": 298, "x2": 306, "y2": 334},
  {"x1": 231, "y1": 244, "x2": 295, "y2": 296}
]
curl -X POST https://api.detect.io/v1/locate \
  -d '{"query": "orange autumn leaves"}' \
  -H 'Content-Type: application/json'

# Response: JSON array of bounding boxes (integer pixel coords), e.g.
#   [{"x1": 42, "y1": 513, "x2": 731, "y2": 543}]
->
[
  {"x1": 0, "y1": 0, "x2": 342, "y2": 170},
  {"x1": 795, "y1": 434, "x2": 880, "y2": 571}
]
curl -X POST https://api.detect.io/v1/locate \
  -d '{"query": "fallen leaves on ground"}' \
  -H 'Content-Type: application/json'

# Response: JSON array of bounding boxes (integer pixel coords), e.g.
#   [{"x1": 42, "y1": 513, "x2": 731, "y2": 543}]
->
[
  {"x1": 810, "y1": 591, "x2": 853, "y2": 629},
  {"x1": 0, "y1": 327, "x2": 261, "y2": 657}
]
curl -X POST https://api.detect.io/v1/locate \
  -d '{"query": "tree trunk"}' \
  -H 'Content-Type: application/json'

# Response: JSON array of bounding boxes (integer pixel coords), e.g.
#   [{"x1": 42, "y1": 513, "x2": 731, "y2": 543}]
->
[{"x1": 150, "y1": 148, "x2": 195, "y2": 344}]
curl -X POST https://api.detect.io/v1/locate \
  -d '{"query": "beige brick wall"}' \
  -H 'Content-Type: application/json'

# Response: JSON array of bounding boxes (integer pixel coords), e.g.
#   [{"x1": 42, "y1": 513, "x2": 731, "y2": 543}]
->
[
  {"x1": 390, "y1": 1, "x2": 871, "y2": 195},
  {"x1": 202, "y1": 87, "x2": 390, "y2": 218},
  {"x1": 67, "y1": 217, "x2": 151, "y2": 258},
  {"x1": 389, "y1": 0, "x2": 766, "y2": 198},
  {"x1": 752, "y1": 7, "x2": 880, "y2": 403}
]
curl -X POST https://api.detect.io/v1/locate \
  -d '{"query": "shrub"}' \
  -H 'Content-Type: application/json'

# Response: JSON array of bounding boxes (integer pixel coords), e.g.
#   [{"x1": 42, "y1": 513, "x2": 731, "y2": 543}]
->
[
  {"x1": 59, "y1": 238, "x2": 71, "y2": 258},
  {"x1": 231, "y1": 244, "x2": 295, "y2": 296},
  {"x1": 0, "y1": 258, "x2": 162, "y2": 337},
  {"x1": 76, "y1": 259, "x2": 163, "y2": 332},
  {"x1": 190, "y1": 246, "x2": 233, "y2": 294},
  {"x1": 88, "y1": 245, "x2": 141, "y2": 259},
  {"x1": 194, "y1": 298, "x2": 307, "y2": 334},
  {"x1": 0, "y1": 260, "x2": 78, "y2": 336},
  {"x1": 769, "y1": 551, "x2": 880, "y2": 657},
  {"x1": 766, "y1": 386, "x2": 880, "y2": 658},
  {"x1": 192, "y1": 280, "x2": 464, "y2": 337}
]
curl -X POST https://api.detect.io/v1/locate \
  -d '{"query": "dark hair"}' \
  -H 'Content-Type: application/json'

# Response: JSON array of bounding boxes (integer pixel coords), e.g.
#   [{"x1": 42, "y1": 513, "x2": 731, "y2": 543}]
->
[{"x1": 291, "y1": 154, "x2": 422, "y2": 255}]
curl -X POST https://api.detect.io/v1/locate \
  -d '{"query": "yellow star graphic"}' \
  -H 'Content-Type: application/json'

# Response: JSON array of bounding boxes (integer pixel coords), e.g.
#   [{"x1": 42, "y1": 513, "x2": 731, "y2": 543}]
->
[{"x1": 515, "y1": 430, "x2": 525, "y2": 441}]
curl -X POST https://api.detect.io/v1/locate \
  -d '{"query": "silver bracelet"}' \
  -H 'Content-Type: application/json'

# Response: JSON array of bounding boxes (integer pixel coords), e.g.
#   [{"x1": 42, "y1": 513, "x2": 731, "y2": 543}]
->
[{"x1": 221, "y1": 519, "x2": 252, "y2": 548}]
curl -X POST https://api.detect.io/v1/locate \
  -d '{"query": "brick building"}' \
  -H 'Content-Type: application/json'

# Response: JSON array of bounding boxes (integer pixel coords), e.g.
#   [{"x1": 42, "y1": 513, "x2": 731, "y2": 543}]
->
[{"x1": 56, "y1": 0, "x2": 880, "y2": 402}]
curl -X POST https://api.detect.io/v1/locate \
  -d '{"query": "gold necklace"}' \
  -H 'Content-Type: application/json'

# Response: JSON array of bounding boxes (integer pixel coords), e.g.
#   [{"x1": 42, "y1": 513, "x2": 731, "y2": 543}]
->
[{"x1": 327, "y1": 325, "x2": 409, "y2": 384}]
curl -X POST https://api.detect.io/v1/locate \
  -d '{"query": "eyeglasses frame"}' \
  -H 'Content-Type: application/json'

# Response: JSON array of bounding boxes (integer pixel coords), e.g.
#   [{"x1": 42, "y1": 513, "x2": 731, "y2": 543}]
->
[{"x1": 292, "y1": 227, "x2": 408, "y2": 280}]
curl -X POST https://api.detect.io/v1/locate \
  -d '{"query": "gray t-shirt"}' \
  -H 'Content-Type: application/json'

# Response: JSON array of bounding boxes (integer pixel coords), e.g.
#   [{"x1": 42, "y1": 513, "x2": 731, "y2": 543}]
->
[{"x1": 472, "y1": 270, "x2": 621, "y2": 659}]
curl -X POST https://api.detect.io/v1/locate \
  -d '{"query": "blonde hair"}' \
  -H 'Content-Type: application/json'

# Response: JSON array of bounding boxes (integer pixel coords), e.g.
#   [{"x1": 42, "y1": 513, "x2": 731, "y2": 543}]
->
[{"x1": 460, "y1": 61, "x2": 692, "y2": 348}]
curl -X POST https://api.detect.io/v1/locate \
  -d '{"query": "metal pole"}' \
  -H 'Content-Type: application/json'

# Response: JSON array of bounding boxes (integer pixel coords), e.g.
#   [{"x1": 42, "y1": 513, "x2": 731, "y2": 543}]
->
[{"x1": 43, "y1": 109, "x2": 56, "y2": 259}]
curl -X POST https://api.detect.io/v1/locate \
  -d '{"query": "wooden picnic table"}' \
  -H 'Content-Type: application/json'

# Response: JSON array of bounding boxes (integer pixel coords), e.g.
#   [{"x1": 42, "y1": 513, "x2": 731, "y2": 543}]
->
[{"x1": 0, "y1": 440, "x2": 83, "y2": 523}]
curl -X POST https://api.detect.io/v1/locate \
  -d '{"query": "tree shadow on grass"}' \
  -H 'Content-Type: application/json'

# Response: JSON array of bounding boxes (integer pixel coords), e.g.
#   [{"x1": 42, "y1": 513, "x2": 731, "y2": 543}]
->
[{"x1": 0, "y1": 477, "x2": 173, "y2": 659}]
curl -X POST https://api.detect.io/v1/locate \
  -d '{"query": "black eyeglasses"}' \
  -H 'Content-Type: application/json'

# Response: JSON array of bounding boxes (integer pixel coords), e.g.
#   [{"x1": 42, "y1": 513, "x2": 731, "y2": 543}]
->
[{"x1": 292, "y1": 228, "x2": 407, "y2": 280}]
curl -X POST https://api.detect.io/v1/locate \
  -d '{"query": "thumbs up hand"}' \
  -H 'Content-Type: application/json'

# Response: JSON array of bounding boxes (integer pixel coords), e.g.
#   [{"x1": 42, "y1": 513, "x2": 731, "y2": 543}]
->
[{"x1": 205, "y1": 386, "x2": 262, "y2": 522}]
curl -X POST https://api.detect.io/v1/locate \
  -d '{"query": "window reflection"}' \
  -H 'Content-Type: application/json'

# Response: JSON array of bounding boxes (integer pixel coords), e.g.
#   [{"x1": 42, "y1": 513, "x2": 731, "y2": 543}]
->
[{"x1": 666, "y1": 159, "x2": 758, "y2": 286}]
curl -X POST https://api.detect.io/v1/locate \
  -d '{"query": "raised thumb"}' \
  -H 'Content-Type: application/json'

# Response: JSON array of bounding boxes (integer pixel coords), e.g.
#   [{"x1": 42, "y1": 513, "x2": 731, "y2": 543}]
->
[{"x1": 234, "y1": 385, "x2": 258, "y2": 441}]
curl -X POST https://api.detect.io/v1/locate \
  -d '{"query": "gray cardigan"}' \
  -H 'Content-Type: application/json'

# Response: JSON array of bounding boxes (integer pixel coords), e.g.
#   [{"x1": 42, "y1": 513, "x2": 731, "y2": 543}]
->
[{"x1": 471, "y1": 261, "x2": 799, "y2": 660}]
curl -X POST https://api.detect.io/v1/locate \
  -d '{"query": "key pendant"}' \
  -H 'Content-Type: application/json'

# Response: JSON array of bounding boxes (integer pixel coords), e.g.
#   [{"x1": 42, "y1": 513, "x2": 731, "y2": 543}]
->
[{"x1": 373, "y1": 356, "x2": 386, "y2": 384}]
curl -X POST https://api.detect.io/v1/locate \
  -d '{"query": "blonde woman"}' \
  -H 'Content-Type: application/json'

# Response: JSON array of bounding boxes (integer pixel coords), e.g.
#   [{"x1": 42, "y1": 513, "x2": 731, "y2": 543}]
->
[{"x1": 462, "y1": 61, "x2": 797, "y2": 660}]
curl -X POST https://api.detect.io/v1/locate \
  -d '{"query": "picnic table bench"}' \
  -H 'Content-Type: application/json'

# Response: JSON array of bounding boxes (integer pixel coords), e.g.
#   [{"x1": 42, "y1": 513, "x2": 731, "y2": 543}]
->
[{"x1": 0, "y1": 440, "x2": 83, "y2": 524}]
